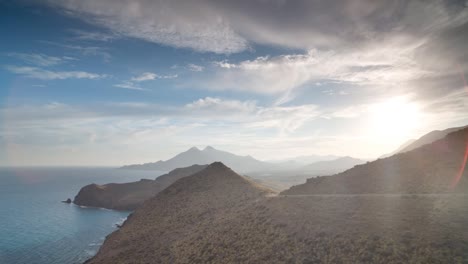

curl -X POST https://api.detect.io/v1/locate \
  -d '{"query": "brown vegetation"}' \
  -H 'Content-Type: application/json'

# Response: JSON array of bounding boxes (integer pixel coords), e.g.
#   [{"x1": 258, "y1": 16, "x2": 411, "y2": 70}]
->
[{"x1": 87, "y1": 158, "x2": 468, "y2": 263}]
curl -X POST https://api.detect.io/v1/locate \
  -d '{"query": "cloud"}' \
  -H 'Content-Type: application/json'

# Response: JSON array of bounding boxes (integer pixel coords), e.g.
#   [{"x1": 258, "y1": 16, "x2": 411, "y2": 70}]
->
[
  {"x1": 46, "y1": 0, "x2": 468, "y2": 54},
  {"x1": 41, "y1": 41, "x2": 112, "y2": 61},
  {"x1": 7, "y1": 52, "x2": 74, "y2": 67},
  {"x1": 130, "y1": 72, "x2": 178, "y2": 82},
  {"x1": 5, "y1": 66, "x2": 106, "y2": 80},
  {"x1": 114, "y1": 81, "x2": 147, "y2": 91},
  {"x1": 206, "y1": 39, "x2": 432, "y2": 97},
  {"x1": 114, "y1": 72, "x2": 178, "y2": 91},
  {"x1": 131, "y1": 72, "x2": 157, "y2": 82},
  {"x1": 187, "y1": 63, "x2": 204, "y2": 72},
  {"x1": 48, "y1": 0, "x2": 249, "y2": 54},
  {"x1": 70, "y1": 29, "x2": 118, "y2": 42},
  {"x1": 185, "y1": 97, "x2": 256, "y2": 114},
  {"x1": 184, "y1": 97, "x2": 320, "y2": 134}
]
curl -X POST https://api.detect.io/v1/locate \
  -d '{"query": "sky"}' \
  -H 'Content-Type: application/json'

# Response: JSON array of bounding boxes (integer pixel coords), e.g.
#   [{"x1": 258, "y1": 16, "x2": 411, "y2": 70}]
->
[{"x1": 1, "y1": 0, "x2": 468, "y2": 166}]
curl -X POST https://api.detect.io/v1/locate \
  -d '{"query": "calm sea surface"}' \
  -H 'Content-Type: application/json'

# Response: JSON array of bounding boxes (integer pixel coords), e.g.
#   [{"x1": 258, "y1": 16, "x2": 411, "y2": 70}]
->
[{"x1": 0, "y1": 167, "x2": 162, "y2": 264}]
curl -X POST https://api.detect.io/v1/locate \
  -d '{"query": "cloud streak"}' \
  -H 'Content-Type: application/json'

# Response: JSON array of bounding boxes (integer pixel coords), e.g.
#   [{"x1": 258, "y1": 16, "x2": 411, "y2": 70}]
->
[
  {"x1": 47, "y1": 0, "x2": 468, "y2": 54},
  {"x1": 6, "y1": 52, "x2": 75, "y2": 66},
  {"x1": 5, "y1": 66, "x2": 106, "y2": 80}
]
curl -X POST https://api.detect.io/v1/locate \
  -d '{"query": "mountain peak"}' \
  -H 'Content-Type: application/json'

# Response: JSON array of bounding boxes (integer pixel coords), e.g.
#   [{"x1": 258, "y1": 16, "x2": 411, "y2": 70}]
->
[
  {"x1": 187, "y1": 146, "x2": 200, "y2": 152},
  {"x1": 203, "y1": 146, "x2": 215, "y2": 151},
  {"x1": 206, "y1": 161, "x2": 230, "y2": 170}
]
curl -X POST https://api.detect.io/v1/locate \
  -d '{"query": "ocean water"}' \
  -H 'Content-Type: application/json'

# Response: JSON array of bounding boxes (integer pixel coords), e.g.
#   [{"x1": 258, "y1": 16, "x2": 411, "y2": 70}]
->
[{"x1": 0, "y1": 167, "x2": 162, "y2": 264}]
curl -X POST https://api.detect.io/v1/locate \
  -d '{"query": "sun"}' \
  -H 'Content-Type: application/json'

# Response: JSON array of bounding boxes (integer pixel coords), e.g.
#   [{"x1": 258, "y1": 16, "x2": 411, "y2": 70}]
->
[{"x1": 369, "y1": 97, "x2": 421, "y2": 141}]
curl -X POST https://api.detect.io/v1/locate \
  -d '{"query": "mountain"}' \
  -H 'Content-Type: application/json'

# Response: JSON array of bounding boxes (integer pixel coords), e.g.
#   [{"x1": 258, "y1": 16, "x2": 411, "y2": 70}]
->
[
  {"x1": 267, "y1": 154, "x2": 341, "y2": 165},
  {"x1": 120, "y1": 146, "x2": 271, "y2": 173},
  {"x1": 302, "y1": 156, "x2": 366, "y2": 174},
  {"x1": 73, "y1": 164, "x2": 207, "y2": 210},
  {"x1": 87, "y1": 162, "x2": 468, "y2": 263},
  {"x1": 380, "y1": 125, "x2": 467, "y2": 158},
  {"x1": 283, "y1": 127, "x2": 468, "y2": 195},
  {"x1": 399, "y1": 125, "x2": 467, "y2": 153},
  {"x1": 379, "y1": 138, "x2": 416, "y2": 158}
]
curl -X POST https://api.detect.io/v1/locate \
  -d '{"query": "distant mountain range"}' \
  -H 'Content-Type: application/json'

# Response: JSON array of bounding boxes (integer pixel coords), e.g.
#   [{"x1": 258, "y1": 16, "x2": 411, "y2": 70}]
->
[
  {"x1": 121, "y1": 146, "x2": 362, "y2": 175},
  {"x1": 267, "y1": 154, "x2": 341, "y2": 165},
  {"x1": 380, "y1": 125, "x2": 467, "y2": 158},
  {"x1": 302, "y1": 156, "x2": 365, "y2": 173},
  {"x1": 120, "y1": 146, "x2": 270, "y2": 173}
]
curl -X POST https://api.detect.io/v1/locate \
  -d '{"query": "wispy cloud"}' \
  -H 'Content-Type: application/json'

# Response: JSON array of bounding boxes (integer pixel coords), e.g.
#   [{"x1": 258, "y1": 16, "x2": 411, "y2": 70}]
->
[
  {"x1": 185, "y1": 97, "x2": 256, "y2": 114},
  {"x1": 5, "y1": 66, "x2": 107, "y2": 80},
  {"x1": 200, "y1": 37, "x2": 436, "y2": 104},
  {"x1": 47, "y1": 0, "x2": 468, "y2": 55},
  {"x1": 113, "y1": 81, "x2": 147, "y2": 91},
  {"x1": 187, "y1": 63, "x2": 204, "y2": 72},
  {"x1": 6, "y1": 52, "x2": 76, "y2": 67},
  {"x1": 131, "y1": 72, "x2": 178, "y2": 82},
  {"x1": 41, "y1": 41, "x2": 112, "y2": 61},
  {"x1": 114, "y1": 72, "x2": 178, "y2": 91},
  {"x1": 70, "y1": 29, "x2": 119, "y2": 42},
  {"x1": 48, "y1": 0, "x2": 249, "y2": 54}
]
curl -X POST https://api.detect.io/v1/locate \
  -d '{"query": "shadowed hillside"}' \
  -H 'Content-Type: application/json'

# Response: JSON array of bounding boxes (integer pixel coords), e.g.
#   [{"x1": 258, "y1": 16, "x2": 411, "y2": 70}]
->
[
  {"x1": 87, "y1": 161, "x2": 468, "y2": 263},
  {"x1": 283, "y1": 127, "x2": 468, "y2": 195},
  {"x1": 73, "y1": 164, "x2": 207, "y2": 210}
]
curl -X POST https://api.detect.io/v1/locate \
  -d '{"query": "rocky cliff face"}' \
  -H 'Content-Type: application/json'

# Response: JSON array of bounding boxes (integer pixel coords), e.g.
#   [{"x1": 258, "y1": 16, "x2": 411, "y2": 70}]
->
[
  {"x1": 73, "y1": 164, "x2": 207, "y2": 210},
  {"x1": 86, "y1": 161, "x2": 468, "y2": 263}
]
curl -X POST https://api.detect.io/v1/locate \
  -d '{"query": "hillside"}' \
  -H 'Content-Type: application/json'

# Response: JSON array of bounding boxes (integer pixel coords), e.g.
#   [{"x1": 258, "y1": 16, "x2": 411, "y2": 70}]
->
[
  {"x1": 381, "y1": 125, "x2": 467, "y2": 158},
  {"x1": 87, "y1": 162, "x2": 468, "y2": 263},
  {"x1": 73, "y1": 164, "x2": 206, "y2": 210},
  {"x1": 284, "y1": 127, "x2": 468, "y2": 195},
  {"x1": 399, "y1": 125, "x2": 467, "y2": 153},
  {"x1": 379, "y1": 138, "x2": 416, "y2": 158},
  {"x1": 120, "y1": 146, "x2": 270, "y2": 173}
]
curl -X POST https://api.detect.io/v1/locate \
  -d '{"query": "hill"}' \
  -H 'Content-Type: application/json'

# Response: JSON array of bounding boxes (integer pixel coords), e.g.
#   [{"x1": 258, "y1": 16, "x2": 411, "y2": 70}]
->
[
  {"x1": 381, "y1": 125, "x2": 467, "y2": 158},
  {"x1": 73, "y1": 164, "x2": 206, "y2": 210},
  {"x1": 120, "y1": 146, "x2": 270, "y2": 173},
  {"x1": 283, "y1": 127, "x2": 468, "y2": 195},
  {"x1": 87, "y1": 162, "x2": 468, "y2": 263},
  {"x1": 399, "y1": 125, "x2": 467, "y2": 153},
  {"x1": 379, "y1": 138, "x2": 416, "y2": 158}
]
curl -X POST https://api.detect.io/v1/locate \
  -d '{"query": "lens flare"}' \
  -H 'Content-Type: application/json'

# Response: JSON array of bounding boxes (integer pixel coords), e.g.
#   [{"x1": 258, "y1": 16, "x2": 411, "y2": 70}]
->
[
  {"x1": 452, "y1": 138, "x2": 468, "y2": 188},
  {"x1": 451, "y1": 66, "x2": 468, "y2": 188}
]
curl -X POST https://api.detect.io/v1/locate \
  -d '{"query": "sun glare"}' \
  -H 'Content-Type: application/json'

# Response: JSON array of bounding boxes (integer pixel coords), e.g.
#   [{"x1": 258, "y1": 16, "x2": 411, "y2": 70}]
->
[{"x1": 369, "y1": 97, "x2": 421, "y2": 141}]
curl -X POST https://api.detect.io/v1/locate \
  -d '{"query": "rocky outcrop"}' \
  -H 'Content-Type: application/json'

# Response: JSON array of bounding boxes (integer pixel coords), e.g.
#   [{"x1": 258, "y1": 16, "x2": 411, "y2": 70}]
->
[{"x1": 73, "y1": 164, "x2": 207, "y2": 210}]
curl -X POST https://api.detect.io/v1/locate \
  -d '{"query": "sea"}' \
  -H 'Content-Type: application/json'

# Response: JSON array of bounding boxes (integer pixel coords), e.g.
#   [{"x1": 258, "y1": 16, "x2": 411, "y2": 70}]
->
[{"x1": 0, "y1": 167, "x2": 163, "y2": 264}]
